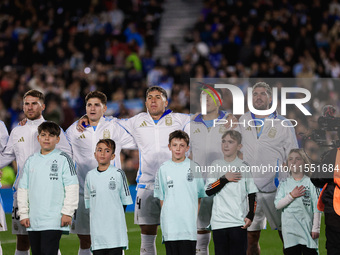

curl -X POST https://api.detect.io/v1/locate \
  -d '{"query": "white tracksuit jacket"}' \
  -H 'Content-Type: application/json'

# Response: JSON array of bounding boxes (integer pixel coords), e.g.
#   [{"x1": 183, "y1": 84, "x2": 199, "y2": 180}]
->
[
  {"x1": 66, "y1": 116, "x2": 136, "y2": 195},
  {"x1": 0, "y1": 120, "x2": 8, "y2": 152},
  {"x1": 236, "y1": 111, "x2": 298, "y2": 192},
  {"x1": 190, "y1": 111, "x2": 230, "y2": 169},
  {"x1": 119, "y1": 110, "x2": 190, "y2": 184},
  {"x1": 0, "y1": 116, "x2": 72, "y2": 192}
]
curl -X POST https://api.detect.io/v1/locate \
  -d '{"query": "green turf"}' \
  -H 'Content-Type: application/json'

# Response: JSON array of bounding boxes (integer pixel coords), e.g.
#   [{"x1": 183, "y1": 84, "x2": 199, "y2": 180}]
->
[{"x1": 0, "y1": 213, "x2": 327, "y2": 254}]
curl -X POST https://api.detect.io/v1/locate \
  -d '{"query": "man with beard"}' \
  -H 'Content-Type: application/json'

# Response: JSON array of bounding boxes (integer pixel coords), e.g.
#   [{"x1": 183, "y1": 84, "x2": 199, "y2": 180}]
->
[{"x1": 236, "y1": 82, "x2": 298, "y2": 254}]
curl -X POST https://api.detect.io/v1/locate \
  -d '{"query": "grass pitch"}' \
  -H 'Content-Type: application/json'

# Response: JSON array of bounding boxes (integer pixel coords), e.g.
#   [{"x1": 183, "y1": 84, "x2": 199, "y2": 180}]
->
[{"x1": 0, "y1": 213, "x2": 326, "y2": 254}]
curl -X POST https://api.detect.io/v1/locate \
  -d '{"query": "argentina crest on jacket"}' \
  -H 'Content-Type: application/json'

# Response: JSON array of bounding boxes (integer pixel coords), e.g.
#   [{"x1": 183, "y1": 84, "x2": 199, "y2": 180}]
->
[
  {"x1": 165, "y1": 115, "x2": 172, "y2": 126},
  {"x1": 103, "y1": 129, "x2": 110, "y2": 139}
]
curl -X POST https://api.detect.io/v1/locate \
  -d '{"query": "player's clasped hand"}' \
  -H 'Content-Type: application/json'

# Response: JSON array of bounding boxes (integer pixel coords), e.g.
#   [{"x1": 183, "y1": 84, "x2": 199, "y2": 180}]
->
[
  {"x1": 20, "y1": 218, "x2": 30, "y2": 228},
  {"x1": 290, "y1": 185, "x2": 305, "y2": 198},
  {"x1": 311, "y1": 232, "x2": 320, "y2": 239},
  {"x1": 241, "y1": 218, "x2": 252, "y2": 229},
  {"x1": 225, "y1": 171, "x2": 242, "y2": 182},
  {"x1": 61, "y1": 215, "x2": 72, "y2": 227}
]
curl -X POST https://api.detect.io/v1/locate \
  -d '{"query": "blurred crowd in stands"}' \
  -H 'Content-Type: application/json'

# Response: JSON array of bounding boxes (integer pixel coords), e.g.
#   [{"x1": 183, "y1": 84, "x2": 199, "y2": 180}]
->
[{"x1": 2, "y1": 0, "x2": 340, "y2": 186}]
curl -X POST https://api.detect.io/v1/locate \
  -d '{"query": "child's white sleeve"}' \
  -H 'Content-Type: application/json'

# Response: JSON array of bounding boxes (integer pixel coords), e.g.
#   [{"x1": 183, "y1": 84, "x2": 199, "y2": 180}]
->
[
  {"x1": 61, "y1": 184, "x2": 79, "y2": 216},
  {"x1": 275, "y1": 193, "x2": 294, "y2": 210},
  {"x1": 311, "y1": 181, "x2": 322, "y2": 233},
  {"x1": 17, "y1": 188, "x2": 29, "y2": 220},
  {"x1": 312, "y1": 212, "x2": 322, "y2": 233},
  {"x1": 274, "y1": 181, "x2": 293, "y2": 210}
]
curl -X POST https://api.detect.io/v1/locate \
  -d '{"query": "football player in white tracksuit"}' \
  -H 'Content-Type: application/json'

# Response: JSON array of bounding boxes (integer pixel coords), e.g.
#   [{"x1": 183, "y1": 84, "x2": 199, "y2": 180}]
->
[
  {"x1": 66, "y1": 91, "x2": 136, "y2": 255},
  {"x1": 237, "y1": 111, "x2": 298, "y2": 193},
  {"x1": 0, "y1": 120, "x2": 9, "y2": 255},
  {"x1": 235, "y1": 82, "x2": 298, "y2": 255},
  {"x1": 0, "y1": 90, "x2": 72, "y2": 255},
  {"x1": 190, "y1": 88, "x2": 233, "y2": 255}
]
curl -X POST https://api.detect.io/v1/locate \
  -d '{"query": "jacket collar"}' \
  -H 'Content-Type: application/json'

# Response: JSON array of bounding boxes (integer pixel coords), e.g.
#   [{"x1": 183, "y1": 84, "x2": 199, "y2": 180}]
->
[{"x1": 27, "y1": 116, "x2": 45, "y2": 125}]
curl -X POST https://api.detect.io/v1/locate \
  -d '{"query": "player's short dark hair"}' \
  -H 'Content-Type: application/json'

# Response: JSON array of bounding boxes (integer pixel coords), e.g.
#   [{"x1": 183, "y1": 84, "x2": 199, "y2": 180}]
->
[
  {"x1": 222, "y1": 130, "x2": 242, "y2": 144},
  {"x1": 85, "y1": 91, "x2": 107, "y2": 105},
  {"x1": 146, "y1": 86, "x2": 168, "y2": 100},
  {"x1": 38, "y1": 121, "x2": 61, "y2": 136},
  {"x1": 23, "y1": 90, "x2": 45, "y2": 102},
  {"x1": 96, "y1": 139, "x2": 116, "y2": 154},
  {"x1": 169, "y1": 130, "x2": 190, "y2": 145}
]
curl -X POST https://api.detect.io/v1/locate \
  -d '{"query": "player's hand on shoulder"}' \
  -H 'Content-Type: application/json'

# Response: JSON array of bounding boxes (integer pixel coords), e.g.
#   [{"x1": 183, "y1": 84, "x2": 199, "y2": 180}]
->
[
  {"x1": 225, "y1": 114, "x2": 238, "y2": 129},
  {"x1": 241, "y1": 218, "x2": 252, "y2": 229},
  {"x1": 18, "y1": 118, "x2": 27, "y2": 126},
  {"x1": 225, "y1": 171, "x2": 242, "y2": 182},
  {"x1": 192, "y1": 112, "x2": 199, "y2": 120},
  {"x1": 311, "y1": 232, "x2": 319, "y2": 239},
  {"x1": 61, "y1": 215, "x2": 72, "y2": 227},
  {"x1": 76, "y1": 115, "x2": 89, "y2": 132},
  {"x1": 20, "y1": 218, "x2": 30, "y2": 228}
]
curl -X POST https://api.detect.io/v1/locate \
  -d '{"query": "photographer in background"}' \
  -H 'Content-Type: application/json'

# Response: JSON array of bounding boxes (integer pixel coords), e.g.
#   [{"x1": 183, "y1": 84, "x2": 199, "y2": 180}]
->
[{"x1": 310, "y1": 106, "x2": 340, "y2": 255}]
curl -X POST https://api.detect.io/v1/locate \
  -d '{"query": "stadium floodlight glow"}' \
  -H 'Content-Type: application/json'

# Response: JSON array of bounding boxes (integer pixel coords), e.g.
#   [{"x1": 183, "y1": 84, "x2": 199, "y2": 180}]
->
[{"x1": 201, "y1": 84, "x2": 312, "y2": 116}]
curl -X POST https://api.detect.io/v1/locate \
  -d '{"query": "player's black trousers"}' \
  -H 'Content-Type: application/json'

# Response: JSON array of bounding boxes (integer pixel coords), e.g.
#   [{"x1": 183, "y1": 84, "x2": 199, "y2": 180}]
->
[
  {"x1": 28, "y1": 230, "x2": 62, "y2": 255},
  {"x1": 212, "y1": 226, "x2": 247, "y2": 255},
  {"x1": 93, "y1": 247, "x2": 123, "y2": 255},
  {"x1": 164, "y1": 240, "x2": 196, "y2": 255},
  {"x1": 284, "y1": 245, "x2": 317, "y2": 255}
]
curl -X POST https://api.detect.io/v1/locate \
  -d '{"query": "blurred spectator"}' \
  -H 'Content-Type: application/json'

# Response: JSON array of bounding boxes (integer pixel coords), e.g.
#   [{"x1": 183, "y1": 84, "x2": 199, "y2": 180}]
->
[
  {"x1": 44, "y1": 94, "x2": 63, "y2": 126},
  {"x1": 61, "y1": 98, "x2": 76, "y2": 131},
  {"x1": 63, "y1": 79, "x2": 85, "y2": 117}
]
